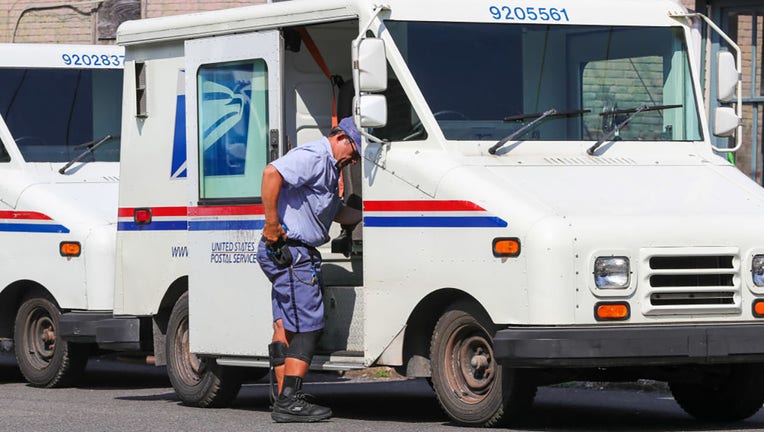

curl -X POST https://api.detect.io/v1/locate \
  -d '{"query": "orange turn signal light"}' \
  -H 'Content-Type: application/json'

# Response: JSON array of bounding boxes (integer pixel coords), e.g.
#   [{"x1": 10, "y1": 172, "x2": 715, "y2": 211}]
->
[
  {"x1": 60, "y1": 241, "x2": 81, "y2": 257},
  {"x1": 595, "y1": 302, "x2": 630, "y2": 321},
  {"x1": 753, "y1": 300, "x2": 764, "y2": 318},
  {"x1": 493, "y1": 237, "x2": 520, "y2": 257}
]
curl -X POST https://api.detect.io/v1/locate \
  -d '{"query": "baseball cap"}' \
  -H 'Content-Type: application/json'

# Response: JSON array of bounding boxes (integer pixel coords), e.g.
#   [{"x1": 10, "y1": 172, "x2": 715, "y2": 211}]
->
[{"x1": 338, "y1": 116, "x2": 362, "y2": 152}]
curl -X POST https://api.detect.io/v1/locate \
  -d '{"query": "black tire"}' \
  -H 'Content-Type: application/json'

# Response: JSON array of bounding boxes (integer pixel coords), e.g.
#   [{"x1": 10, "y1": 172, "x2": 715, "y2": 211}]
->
[
  {"x1": 13, "y1": 295, "x2": 88, "y2": 388},
  {"x1": 430, "y1": 302, "x2": 536, "y2": 427},
  {"x1": 670, "y1": 364, "x2": 764, "y2": 422},
  {"x1": 166, "y1": 292, "x2": 242, "y2": 408}
]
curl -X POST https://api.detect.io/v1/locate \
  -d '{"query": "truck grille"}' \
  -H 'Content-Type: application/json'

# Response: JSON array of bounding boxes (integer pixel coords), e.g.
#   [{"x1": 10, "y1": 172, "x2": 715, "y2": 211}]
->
[{"x1": 641, "y1": 248, "x2": 740, "y2": 315}]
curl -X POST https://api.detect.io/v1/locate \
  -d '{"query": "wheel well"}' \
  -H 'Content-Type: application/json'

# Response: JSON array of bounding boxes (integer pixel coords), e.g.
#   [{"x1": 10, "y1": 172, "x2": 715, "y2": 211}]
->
[
  {"x1": 0, "y1": 281, "x2": 53, "y2": 340},
  {"x1": 151, "y1": 276, "x2": 187, "y2": 366},
  {"x1": 401, "y1": 289, "x2": 486, "y2": 377}
]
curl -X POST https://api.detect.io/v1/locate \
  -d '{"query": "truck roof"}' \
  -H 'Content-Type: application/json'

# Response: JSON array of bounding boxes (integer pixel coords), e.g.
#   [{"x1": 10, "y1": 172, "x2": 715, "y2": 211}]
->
[
  {"x1": 117, "y1": 0, "x2": 689, "y2": 47},
  {"x1": 0, "y1": 43, "x2": 123, "y2": 69}
]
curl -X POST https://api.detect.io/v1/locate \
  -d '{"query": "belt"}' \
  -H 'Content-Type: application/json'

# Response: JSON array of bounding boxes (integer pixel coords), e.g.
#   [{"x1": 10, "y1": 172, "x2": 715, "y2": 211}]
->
[
  {"x1": 261, "y1": 236, "x2": 317, "y2": 251},
  {"x1": 285, "y1": 239, "x2": 316, "y2": 249}
]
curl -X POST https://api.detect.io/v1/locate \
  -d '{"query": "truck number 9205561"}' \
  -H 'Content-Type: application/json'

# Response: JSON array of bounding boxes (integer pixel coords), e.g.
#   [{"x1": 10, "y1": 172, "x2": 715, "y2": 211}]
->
[{"x1": 489, "y1": 5, "x2": 570, "y2": 22}]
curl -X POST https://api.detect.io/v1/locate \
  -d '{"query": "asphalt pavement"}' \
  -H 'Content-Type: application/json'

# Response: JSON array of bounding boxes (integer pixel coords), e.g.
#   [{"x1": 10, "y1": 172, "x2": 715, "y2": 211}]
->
[{"x1": 3, "y1": 354, "x2": 764, "y2": 432}]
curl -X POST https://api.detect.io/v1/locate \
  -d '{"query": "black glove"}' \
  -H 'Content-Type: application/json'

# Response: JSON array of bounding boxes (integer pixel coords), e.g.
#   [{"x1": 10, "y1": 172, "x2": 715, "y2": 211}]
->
[
  {"x1": 331, "y1": 194, "x2": 362, "y2": 257},
  {"x1": 266, "y1": 238, "x2": 293, "y2": 268}
]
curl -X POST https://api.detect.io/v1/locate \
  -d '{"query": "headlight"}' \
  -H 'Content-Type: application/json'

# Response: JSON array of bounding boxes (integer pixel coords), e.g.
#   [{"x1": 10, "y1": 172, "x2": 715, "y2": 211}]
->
[
  {"x1": 594, "y1": 256, "x2": 630, "y2": 289},
  {"x1": 753, "y1": 255, "x2": 764, "y2": 287}
]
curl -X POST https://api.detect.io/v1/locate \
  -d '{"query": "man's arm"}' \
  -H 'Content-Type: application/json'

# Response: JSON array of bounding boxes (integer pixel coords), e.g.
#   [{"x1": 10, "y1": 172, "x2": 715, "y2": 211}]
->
[{"x1": 261, "y1": 164, "x2": 286, "y2": 244}]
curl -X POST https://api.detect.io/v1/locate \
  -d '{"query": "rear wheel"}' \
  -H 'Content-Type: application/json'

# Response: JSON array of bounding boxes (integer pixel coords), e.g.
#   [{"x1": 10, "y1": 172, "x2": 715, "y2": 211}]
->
[
  {"x1": 670, "y1": 364, "x2": 764, "y2": 422},
  {"x1": 14, "y1": 295, "x2": 87, "y2": 388},
  {"x1": 166, "y1": 292, "x2": 242, "y2": 407},
  {"x1": 430, "y1": 301, "x2": 536, "y2": 427}
]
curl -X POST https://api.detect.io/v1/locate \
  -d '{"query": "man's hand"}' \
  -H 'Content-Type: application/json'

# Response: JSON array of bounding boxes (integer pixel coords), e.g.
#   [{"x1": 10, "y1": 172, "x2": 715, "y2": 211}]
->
[{"x1": 263, "y1": 221, "x2": 286, "y2": 245}]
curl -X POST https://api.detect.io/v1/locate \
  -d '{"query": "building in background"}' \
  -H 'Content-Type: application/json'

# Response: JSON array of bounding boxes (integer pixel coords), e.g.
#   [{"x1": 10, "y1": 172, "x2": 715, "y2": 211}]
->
[
  {"x1": 2, "y1": 0, "x2": 763, "y2": 185},
  {"x1": 698, "y1": 0, "x2": 764, "y2": 184},
  {"x1": 0, "y1": 0, "x2": 267, "y2": 44}
]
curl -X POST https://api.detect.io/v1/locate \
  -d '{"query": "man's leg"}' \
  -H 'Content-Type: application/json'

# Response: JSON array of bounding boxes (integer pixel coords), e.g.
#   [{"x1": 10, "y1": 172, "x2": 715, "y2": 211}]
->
[
  {"x1": 283, "y1": 357, "x2": 309, "y2": 382},
  {"x1": 272, "y1": 329, "x2": 330, "y2": 423},
  {"x1": 269, "y1": 321, "x2": 312, "y2": 393},
  {"x1": 269, "y1": 319, "x2": 289, "y2": 396},
  {"x1": 281, "y1": 328, "x2": 316, "y2": 391}
]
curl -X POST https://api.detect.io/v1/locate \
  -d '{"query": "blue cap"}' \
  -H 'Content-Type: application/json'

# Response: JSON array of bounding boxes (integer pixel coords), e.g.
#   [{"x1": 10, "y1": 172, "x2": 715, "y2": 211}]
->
[{"x1": 338, "y1": 116, "x2": 362, "y2": 152}]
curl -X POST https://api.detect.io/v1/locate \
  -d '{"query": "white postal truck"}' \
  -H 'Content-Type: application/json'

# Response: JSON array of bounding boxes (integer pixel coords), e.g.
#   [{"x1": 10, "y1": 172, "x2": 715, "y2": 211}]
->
[
  {"x1": 0, "y1": 44, "x2": 132, "y2": 387},
  {"x1": 114, "y1": 0, "x2": 764, "y2": 426}
]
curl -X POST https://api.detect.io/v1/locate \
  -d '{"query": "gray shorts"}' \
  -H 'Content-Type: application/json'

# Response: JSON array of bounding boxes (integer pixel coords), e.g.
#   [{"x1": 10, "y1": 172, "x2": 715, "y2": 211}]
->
[{"x1": 257, "y1": 239, "x2": 324, "y2": 333}]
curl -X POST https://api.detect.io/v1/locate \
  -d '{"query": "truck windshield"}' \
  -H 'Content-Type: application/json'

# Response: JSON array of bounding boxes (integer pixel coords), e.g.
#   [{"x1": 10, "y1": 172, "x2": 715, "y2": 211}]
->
[
  {"x1": 0, "y1": 68, "x2": 122, "y2": 162},
  {"x1": 385, "y1": 22, "x2": 702, "y2": 143}
]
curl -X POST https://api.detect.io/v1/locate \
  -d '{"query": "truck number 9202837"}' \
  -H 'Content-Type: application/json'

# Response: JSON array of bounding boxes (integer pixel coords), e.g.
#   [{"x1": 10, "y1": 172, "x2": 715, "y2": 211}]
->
[{"x1": 61, "y1": 53, "x2": 125, "y2": 67}]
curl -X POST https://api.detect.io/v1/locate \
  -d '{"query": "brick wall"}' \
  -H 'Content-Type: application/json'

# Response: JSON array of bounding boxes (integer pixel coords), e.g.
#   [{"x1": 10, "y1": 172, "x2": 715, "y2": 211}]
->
[
  {"x1": 726, "y1": 13, "x2": 763, "y2": 182},
  {"x1": 0, "y1": 0, "x2": 267, "y2": 44},
  {"x1": 144, "y1": 0, "x2": 266, "y2": 19},
  {"x1": 1, "y1": 1, "x2": 98, "y2": 43}
]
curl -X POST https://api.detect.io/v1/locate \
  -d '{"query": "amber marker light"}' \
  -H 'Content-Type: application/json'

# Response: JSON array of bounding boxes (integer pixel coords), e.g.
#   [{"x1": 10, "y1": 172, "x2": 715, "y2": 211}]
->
[
  {"x1": 595, "y1": 302, "x2": 630, "y2": 321},
  {"x1": 753, "y1": 300, "x2": 764, "y2": 318},
  {"x1": 493, "y1": 237, "x2": 520, "y2": 257},
  {"x1": 60, "y1": 241, "x2": 81, "y2": 257}
]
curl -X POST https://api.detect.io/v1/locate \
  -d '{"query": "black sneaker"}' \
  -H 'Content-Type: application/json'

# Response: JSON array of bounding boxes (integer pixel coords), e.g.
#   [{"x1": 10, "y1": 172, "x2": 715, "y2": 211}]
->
[{"x1": 271, "y1": 389, "x2": 332, "y2": 423}]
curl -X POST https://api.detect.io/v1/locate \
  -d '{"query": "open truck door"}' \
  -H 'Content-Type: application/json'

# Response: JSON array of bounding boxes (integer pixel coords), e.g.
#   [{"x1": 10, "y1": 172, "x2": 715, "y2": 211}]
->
[
  {"x1": 185, "y1": 29, "x2": 282, "y2": 357},
  {"x1": 167, "y1": 30, "x2": 283, "y2": 403}
]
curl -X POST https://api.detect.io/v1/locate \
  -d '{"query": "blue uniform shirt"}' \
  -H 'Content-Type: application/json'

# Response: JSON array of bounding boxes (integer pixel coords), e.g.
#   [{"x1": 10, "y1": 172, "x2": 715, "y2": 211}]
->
[{"x1": 270, "y1": 137, "x2": 342, "y2": 247}]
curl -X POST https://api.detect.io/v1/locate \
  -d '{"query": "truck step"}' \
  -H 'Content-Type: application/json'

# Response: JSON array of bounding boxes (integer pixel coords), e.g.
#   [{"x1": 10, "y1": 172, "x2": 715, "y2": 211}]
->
[{"x1": 216, "y1": 351, "x2": 366, "y2": 371}]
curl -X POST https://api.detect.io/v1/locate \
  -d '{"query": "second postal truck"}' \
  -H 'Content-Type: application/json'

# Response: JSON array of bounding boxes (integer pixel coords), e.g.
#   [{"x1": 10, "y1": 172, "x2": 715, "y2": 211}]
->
[
  {"x1": 113, "y1": 0, "x2": 764, "y2": 426},
  {"x1": 0, "y1": 43, "x2": 129, "y2": 388}
]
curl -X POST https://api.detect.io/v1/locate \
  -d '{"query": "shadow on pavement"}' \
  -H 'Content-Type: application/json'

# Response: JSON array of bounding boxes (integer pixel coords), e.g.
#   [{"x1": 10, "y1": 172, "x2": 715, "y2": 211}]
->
[
  {"x1": 0, "y1": 354, "x2": 23, "y2": 382},
  {"x1": 234, "y1": 377, "x2": 446, "y2": 422},
  {"x1": 0, "y1": 353, "x2": 170, "y2": 390},
  {"x1": 234, "y1": 380, "x2": 764, "y2": 431},
  {"x1": 80, "y1": 357, "x2": 170, "y2": 389},
  {"x1": 516, "y1": 386, "x2": 764, "y2": 432}
]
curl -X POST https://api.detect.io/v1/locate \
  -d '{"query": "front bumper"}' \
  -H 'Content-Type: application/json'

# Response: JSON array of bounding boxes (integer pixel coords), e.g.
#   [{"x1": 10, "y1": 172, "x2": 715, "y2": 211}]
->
[{"x1": 494, "y1": 324, "x2": 764, "y2": 367}]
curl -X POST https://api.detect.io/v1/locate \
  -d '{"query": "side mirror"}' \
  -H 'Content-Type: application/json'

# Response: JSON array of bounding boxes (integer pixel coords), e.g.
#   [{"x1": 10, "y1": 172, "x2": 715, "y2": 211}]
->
[
  {"x1": 717, "y1": 51, "x2": 738, "y2": 103},
  {"x1": 357, "y1": 94, "x2": 387, "y2": 128},
  {"x1": 355, "y1": 38, "x2": 387, "y2": 93},
  {"x1": 713, "y1": 106, "x2": 740, "y2": 137}
]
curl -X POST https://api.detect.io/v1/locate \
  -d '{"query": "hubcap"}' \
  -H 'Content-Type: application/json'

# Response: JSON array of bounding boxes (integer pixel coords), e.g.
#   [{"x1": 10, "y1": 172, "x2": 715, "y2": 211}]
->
[
  {"x1": 23, "y1": 306, "x2": 56, "y2": 368},
  {"x1": 445, "y1": 323, "x2": 496, "y2": 403}
]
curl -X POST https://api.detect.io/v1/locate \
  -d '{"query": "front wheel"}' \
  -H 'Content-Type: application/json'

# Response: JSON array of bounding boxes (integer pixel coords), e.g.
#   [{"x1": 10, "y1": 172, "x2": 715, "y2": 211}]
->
[
  {"x1": 166, "y1": 292, "x2": 242, "y2": 408},
  {"x1": 670, "y1": 364, "x2": 764, "y2": 422},
  {"x1": 14, "y1": 295, "x2": 88, "y2": 388},
  {"x1": 430, "y1": 302, "x2": 536, "y2": 427}
]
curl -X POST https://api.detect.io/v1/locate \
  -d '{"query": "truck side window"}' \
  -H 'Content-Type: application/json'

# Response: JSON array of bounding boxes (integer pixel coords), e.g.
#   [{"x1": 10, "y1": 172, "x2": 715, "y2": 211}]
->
[{"x1": 197, "y1": 60, "x2": 269, "y2": 201}]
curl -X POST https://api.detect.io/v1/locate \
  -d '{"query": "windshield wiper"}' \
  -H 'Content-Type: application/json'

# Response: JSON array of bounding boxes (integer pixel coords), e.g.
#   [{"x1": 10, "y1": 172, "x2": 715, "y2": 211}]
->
[
  {"x1": 586, "y1": 104, "x2": 681, "y2": 155},
  {"x1": 59, "y1": 134, "x2": 118, "y2": 174},
  {"x1": 488, "y1": 108, "x2": 590, "y2": 155}
]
